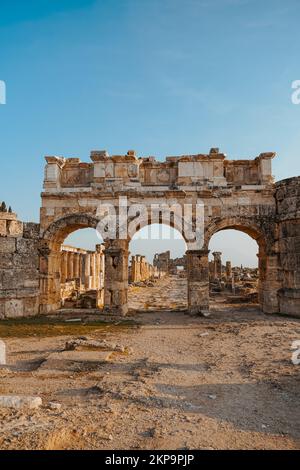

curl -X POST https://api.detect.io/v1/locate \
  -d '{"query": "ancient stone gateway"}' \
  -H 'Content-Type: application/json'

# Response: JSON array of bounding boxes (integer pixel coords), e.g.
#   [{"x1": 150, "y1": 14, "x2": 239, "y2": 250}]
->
[{"x1": 0, "y1": 148, "x2": 299, "y2": 318}]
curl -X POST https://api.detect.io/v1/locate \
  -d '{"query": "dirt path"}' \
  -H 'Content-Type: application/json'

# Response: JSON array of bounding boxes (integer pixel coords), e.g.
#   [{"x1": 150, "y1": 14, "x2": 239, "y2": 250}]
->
[{"x1": 0, "y1": 276, "x2": 299, "y2": 450}]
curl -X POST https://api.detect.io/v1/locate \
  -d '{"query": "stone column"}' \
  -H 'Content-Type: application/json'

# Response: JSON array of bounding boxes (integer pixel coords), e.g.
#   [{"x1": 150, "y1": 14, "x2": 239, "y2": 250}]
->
[
  {"x1": 61, "y1": 251, "x2": 68, "y2": 284},
  {"x1": 80, "y1": 253, "x2": 86, "y2": 289},
  {"x1": 96, "y1": 253, "x2": 101, "y2": 289},
  {"x1": 141, "y1": 256, "x2": 147, "y2": 281},
  {"x1": 84, "y1": 253, "x2": 91, "y2": 290},
  {"x1": 67, "y1": 252, "x2": 74, "y2": 280},
  {"x1": 74, "y1": 253, "x2": 80, "y2": 279},
  {"x1": 258, "y1": 249, "x2": 281, "y2": 314},
  {"x1": 100, "y1": 249, "x2": 105, "y2": 289},
  {"x1": 212, "y1": 251, "x2": 222, "y2": 280},
  {"x1": 187, "y1": 249, "x2": 210, "y2": 315},
  {"x1": 130, "y1": 256, "x2": 137, "y2": 282},
  {"x1": 104, "y1": 239, "x2": 129, "y2": 315},
  {"x1": 39, "y1": 240, "x2": 61, "y2": 313},
  {"x1": 226, "y1": 261, "x2": 232, "y2": 280},
  {"x1": 89, "y1": 253, "x2": 94, "y2": 289}
]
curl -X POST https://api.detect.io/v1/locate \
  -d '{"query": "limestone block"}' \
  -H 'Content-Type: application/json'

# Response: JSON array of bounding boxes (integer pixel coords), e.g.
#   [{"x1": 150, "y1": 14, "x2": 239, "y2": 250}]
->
[
  {"x1": 1, "y1": 270, "x2": 27, "y2": 289},
  {"x1": 16, "y1": 238, "x2": 37, "y2": 255},
  {"x1": 23, "y1": 223, "x2": 40, "y2": 240},
  {"x1": 7, "y1": 220, "x2": 23, "y2": 237},
  {"x1": 0, "y1": 253, "x2": 13, "y2": 269},
  {"x1": 13, "y1": 252, "x2": 39, "y2": 269},
  {"x1": 23, "y1": 296, "x2": 39, "y2": 316},
  {"x1": 23, "y1": 279, "x2": 39, "y2": 288},
  {"x1": 0, "y1": 396, "x2": 42, "y2": 409},
  {"x1": 0, "y1": 220, "x2": 6, "y2": 237},
  {"x1": 0, "y1": 340, "x2": 6, "y2": 365},
  {"x1": 4, "y1": 299, "x2": 23, "y2": 318},
  {"x1": 0, "y1": 238, "x2": 16, "y2": 254}
]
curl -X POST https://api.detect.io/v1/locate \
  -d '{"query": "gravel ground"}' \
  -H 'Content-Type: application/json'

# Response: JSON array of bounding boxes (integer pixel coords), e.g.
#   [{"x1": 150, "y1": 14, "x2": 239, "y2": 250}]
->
[{"x1": 0, "y1": 276, "x2": 299, "y2": 450}]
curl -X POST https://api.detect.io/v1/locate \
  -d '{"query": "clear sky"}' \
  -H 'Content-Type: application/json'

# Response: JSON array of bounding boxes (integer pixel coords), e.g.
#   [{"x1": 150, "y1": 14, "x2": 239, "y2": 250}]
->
[{"x1": 1, "y1": 0, "x2": 300, "y2": 266}]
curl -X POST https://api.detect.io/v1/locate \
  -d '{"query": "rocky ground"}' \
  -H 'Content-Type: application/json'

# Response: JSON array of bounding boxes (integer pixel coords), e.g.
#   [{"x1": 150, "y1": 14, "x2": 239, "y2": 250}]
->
[{"x1": 0, "y1": 275, "x2": 299, "y2": 450}]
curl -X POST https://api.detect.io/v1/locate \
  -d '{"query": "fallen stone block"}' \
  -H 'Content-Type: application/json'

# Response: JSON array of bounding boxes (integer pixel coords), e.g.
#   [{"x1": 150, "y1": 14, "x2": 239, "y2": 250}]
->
[
  {"x1": 47, "y1": 401, "x2": 62, "y2": 411},
  {"x1": 38, "y1": 350, "x2": 113, "y2": 373},
  {"x1": 0, "y1": 395, "x2": 42, "y2": 409},
  {"x1": 65, "y1": 338, "x2": 125, "y2": 353}
]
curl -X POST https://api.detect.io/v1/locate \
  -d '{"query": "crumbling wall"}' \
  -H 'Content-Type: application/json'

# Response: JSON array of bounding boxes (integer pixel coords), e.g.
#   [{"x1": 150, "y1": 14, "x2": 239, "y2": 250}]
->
[{"x1": 0, "y1": 212, "x2": 40, "y2": 318}]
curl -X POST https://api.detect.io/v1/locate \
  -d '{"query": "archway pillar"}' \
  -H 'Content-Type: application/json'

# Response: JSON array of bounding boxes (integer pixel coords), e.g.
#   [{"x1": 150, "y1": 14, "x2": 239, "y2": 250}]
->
[
  {"x1": 104, "y1": 239, "x2": 129, "y2": 316},
  {"x1": 39, "y1": 240, "x2": 61, "y2": 313},
  {"x1": 258, "y1": 250, "x2": 281, "y2": 314},
  {"x1": 186, "y1": 249, "x2": 210, "y2": 315}
]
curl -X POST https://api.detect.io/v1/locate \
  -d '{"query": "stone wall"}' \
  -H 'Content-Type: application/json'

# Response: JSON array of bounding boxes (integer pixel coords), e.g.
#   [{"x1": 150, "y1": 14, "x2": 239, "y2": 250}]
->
[
  {"x1": 0, "y1": 212, "x2": 40, "y2": 318},
  {"x1": 276, "y1": 177, "x2": 300, "y2": 317}
]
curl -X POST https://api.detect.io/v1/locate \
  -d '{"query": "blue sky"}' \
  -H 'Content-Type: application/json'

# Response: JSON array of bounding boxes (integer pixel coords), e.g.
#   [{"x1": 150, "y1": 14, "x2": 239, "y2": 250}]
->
[{"x1": 1, "y1": 0, "x2": 300, "y2": 265}]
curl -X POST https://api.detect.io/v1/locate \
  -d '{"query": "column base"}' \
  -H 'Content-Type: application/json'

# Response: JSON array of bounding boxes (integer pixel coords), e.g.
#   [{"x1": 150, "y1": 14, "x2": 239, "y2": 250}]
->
[
  {"x1": 188, "y1": 306, "x2": 210, "y2": 317},
  {"x1": 103, "y1": 304, "x2": 128, "y2": 316}
]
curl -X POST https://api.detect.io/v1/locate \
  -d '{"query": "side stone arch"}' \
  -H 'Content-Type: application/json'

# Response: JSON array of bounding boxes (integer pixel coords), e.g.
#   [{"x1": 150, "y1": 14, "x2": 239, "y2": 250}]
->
[
  {"x1": 204, "y1": 216, "x2": 269, "y2": 249},
  {"x1": 42, "y1": 213, "x2": 101, "y2": 244},
  {"x1": 39, "y1": 213, "x2": 103, "y2": 314},
  {"x1": 39, "y1": 212, "x2": 130, "y2": 315},
  {"x1": 203, "y1": 216, "x2": 281, "y2": 314}
]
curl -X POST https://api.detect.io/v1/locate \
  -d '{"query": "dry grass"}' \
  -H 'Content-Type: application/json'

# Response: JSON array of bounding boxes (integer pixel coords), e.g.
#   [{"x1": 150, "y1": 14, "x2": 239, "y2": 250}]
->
[{"x1": 0, "y1": 316, "x2": 135, "y2": 338}]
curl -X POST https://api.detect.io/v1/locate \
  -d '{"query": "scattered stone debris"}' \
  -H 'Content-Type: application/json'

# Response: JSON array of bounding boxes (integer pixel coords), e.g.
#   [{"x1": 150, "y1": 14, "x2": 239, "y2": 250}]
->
[
  {"x1": 65, "y1": 338, "x2": 126, "y2": 353},
  {"x1": 208, "y1": 395, "x2": 217, "y2": 400},
  {"x1": 47, "y1": 402, "x2": 62, "y2": 411}
]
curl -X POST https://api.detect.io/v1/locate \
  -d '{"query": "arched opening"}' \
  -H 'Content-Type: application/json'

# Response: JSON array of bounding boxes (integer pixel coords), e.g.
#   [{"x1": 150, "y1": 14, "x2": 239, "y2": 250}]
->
[
  {"x1": 39, "y1": 214, "x2": 105, "y2": 314},
  {"x1": 207, "y1": 226, "x2": 264, "y2": 311},
  {"x1": 60, "y1": 228, "x2": 105, "y2": 310},
  {"x1": 128, "y1": 223, "x2": 188, "y2": 312},
  {"x1": 209, "y1": 229, "x2": 259, "y2": 304}
]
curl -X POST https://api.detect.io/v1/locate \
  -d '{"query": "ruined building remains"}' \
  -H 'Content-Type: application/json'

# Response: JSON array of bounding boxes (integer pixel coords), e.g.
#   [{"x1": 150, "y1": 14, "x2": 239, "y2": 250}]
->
[
  {"x1": 0, "y1": 148, "x2": 299, "y2": 317},
  {"x1": 129, "y1": 255, "x2": 156, "y2": 283},
  {"x1": 60, "y1": 244, "x2": 105, "y2": 308}
]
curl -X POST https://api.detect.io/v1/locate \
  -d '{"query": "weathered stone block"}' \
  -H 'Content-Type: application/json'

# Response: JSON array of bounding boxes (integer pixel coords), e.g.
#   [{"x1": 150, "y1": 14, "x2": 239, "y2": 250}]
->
[
  {"x1": 13, "y1": 252, "x2": 39, "y2": 269},
  {"x1": 0, "y1": 396, "x2": 42, "y2": 409},
  {"x1": 23, "y1": 296, "x2": 39, "y2": 316},
  {"x1": 7, "y1": 220, "x2": 23, "y2": 237},
  {"x1": 0, "y1": 238, "x2": 16, "y2": 254},
  {"x1": 5, "y1": 299, "x2": 24, "y2": 318},
  {"x1": 0, "y1": 254, "x2": 13, "y2": 269},
  {"x1": 16, "y1": 238, "x2": 37, "y2": 255},
  {"x1": 23, "y1": 223, "x2": 40, "y2": 240},
  {"x1": 0, "y1": 221, "x2": 6, "y2": 237}
]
